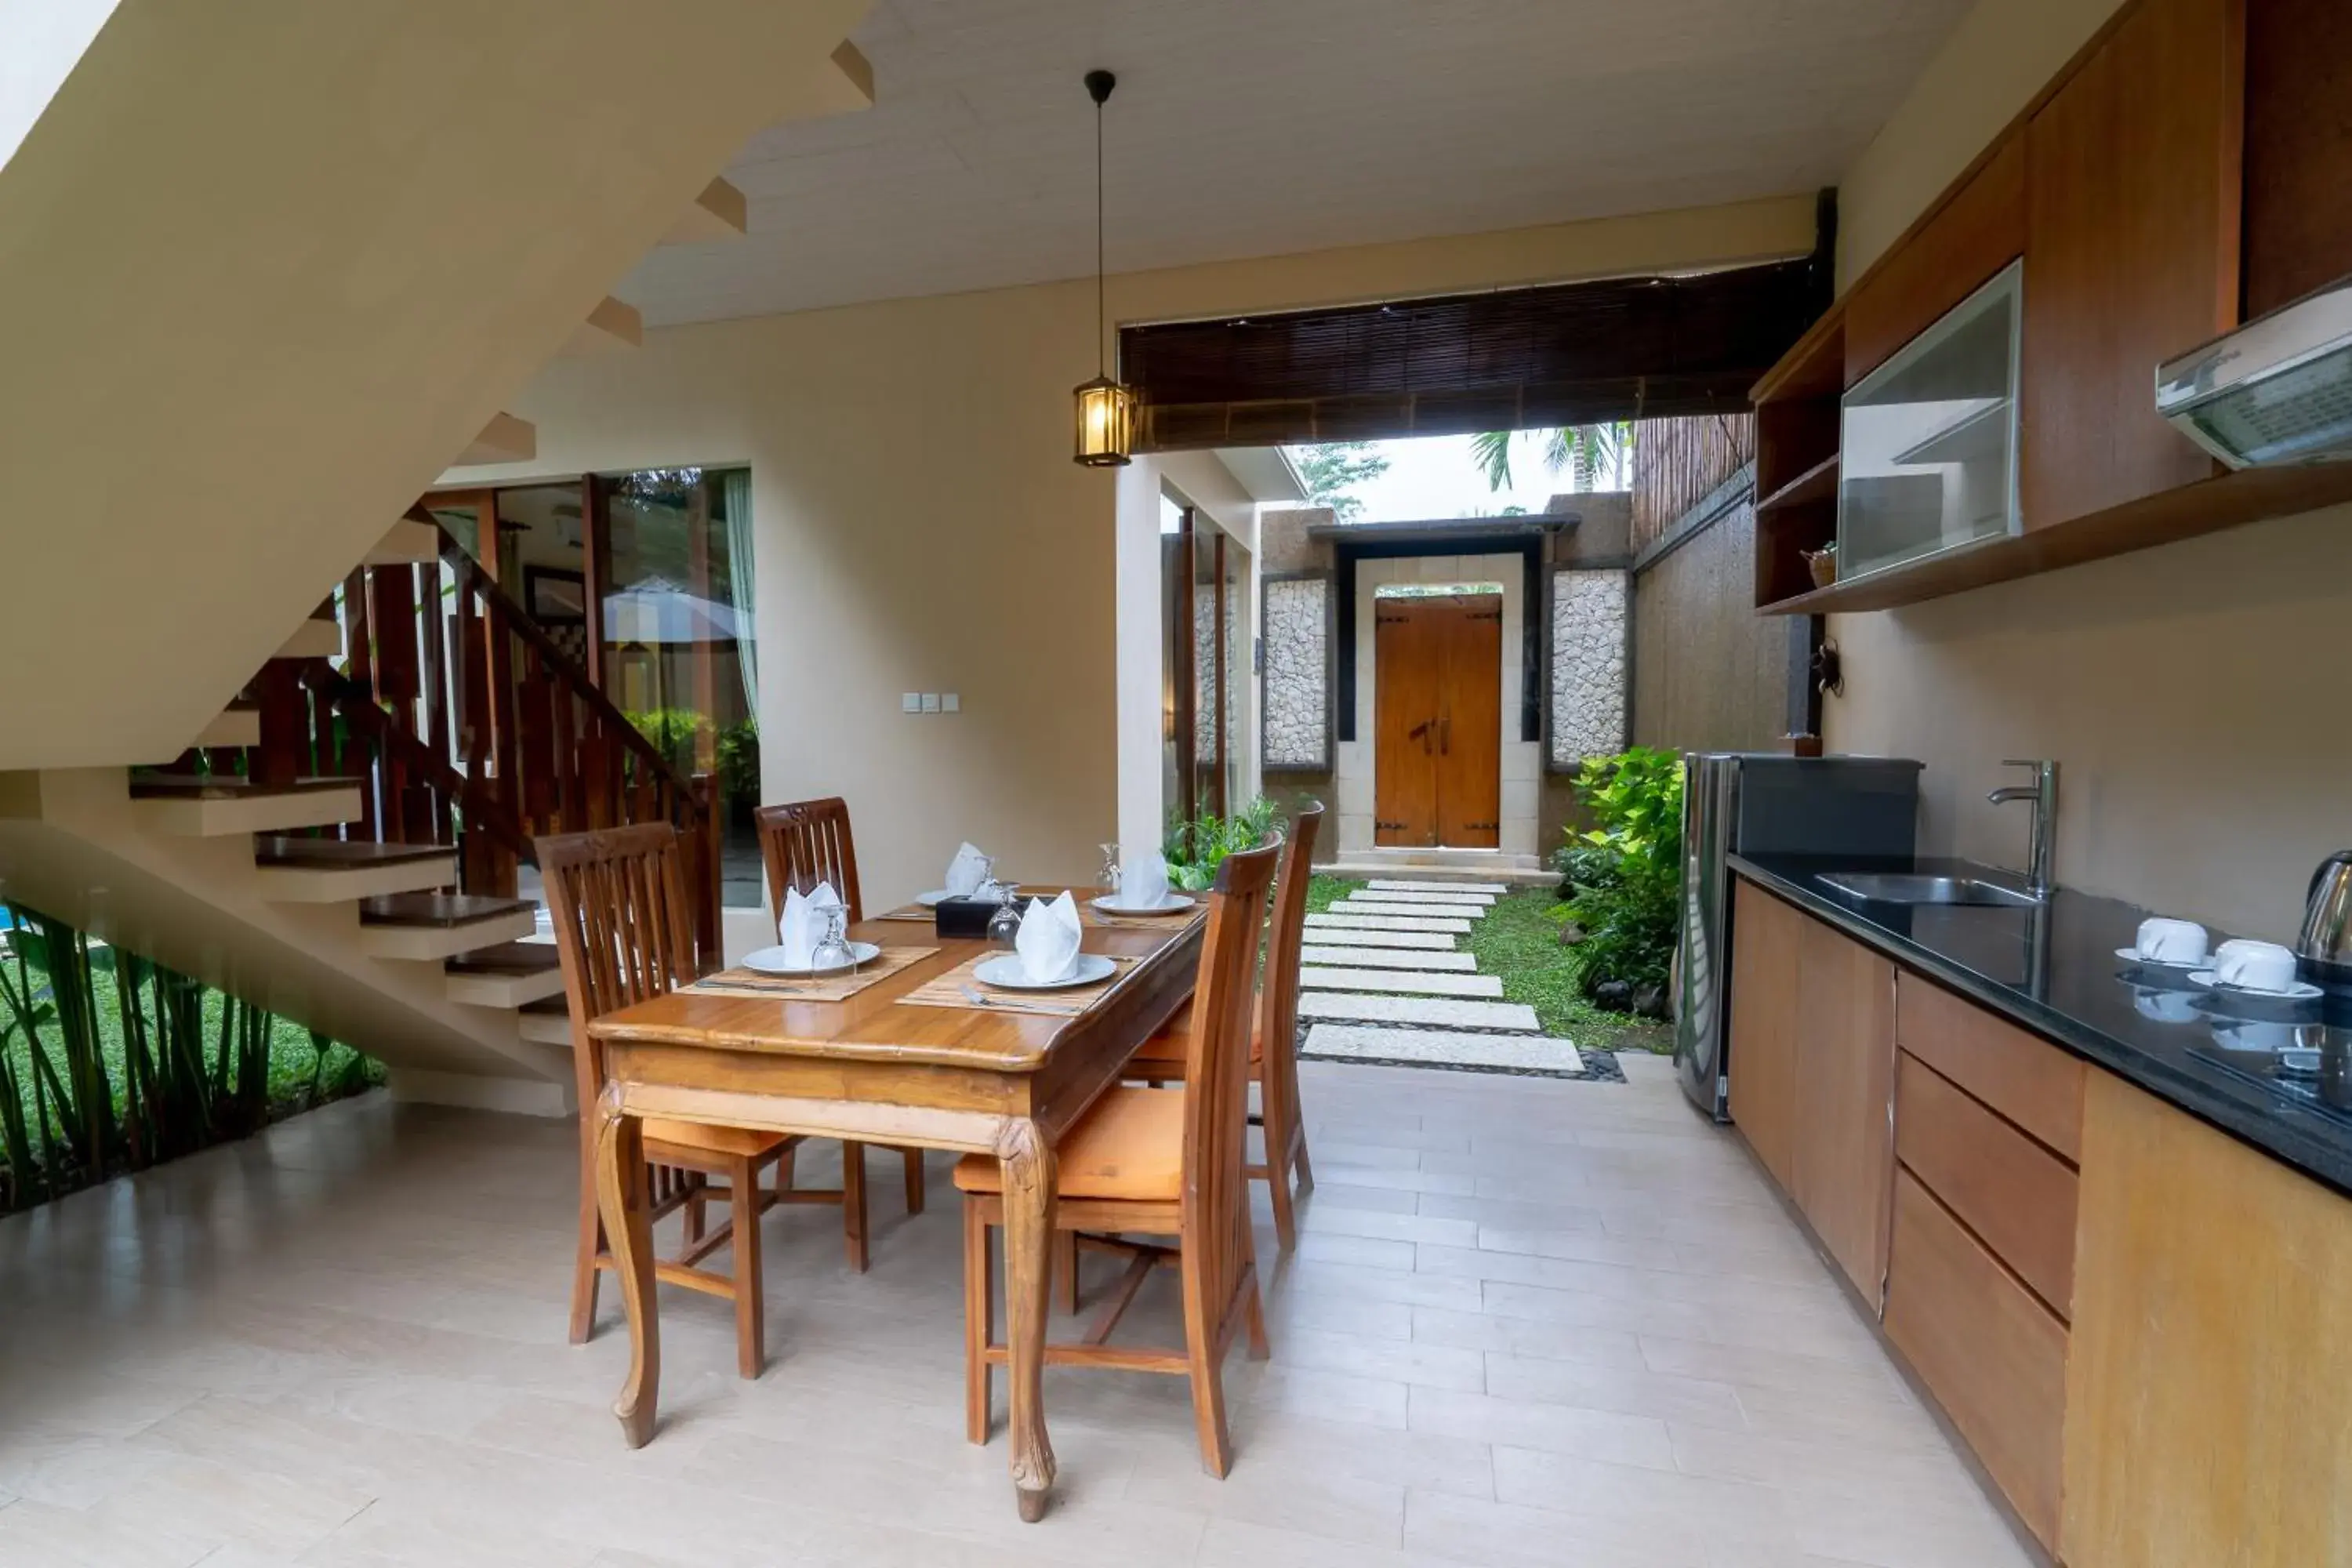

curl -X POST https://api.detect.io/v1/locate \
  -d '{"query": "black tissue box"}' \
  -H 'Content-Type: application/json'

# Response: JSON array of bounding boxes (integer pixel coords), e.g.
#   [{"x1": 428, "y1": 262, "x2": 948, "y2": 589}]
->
[{"x1": 935, "y1": 898, "x2": 1000, "y2": 940}]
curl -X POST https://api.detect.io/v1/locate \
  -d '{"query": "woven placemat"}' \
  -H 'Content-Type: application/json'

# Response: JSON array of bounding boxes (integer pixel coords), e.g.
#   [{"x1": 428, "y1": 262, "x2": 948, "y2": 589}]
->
[
  {"x1": 685, "y1": 946, "x2": 938, "y2": 1004},
  {"x1": 1086, "y1": 904, "x2": 1207, "y2": 932},
  {"x1": 873, "y1": 903, "x2": 936, "y2": 922},
  {"x1": 897, "y1": 952, "x2": 1137, "y2": 1017}
]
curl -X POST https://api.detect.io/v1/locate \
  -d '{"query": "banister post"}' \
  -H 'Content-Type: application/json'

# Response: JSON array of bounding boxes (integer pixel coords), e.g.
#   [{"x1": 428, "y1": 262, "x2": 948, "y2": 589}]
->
[{"x1": 689, "y1": 773, "x2": 723, "y2": 974}]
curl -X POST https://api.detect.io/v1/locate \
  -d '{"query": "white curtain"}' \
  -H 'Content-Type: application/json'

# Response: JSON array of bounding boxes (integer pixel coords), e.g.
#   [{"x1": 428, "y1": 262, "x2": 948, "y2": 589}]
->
[{"x1": 721, "y1": 468, "x2": 758, "y2": 717}]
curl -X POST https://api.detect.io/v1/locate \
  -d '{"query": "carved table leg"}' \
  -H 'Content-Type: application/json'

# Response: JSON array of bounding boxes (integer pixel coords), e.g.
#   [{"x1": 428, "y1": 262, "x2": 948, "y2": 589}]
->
[
  {"x1": 595, "y1": 1084, "x2": 660, "y2": 1448},
  {"x1": 996, "y1": 1117, "x2": 1058, "y2": 1522}
]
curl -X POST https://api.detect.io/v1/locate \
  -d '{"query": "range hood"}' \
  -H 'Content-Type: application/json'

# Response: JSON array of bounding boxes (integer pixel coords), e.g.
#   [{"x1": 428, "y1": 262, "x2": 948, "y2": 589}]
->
[{"x1": 2156, "y1": 276, "x2": 2352, "y2": 468}]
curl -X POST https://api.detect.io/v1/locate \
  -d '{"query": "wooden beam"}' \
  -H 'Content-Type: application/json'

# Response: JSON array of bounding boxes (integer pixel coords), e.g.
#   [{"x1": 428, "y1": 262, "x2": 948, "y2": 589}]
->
[
  {"x1": 666, "y1": 177, "x2": 747, "y2": 244},
  {"x1": 452, "y1": 412, "x2": 536, "y2": 468},
  {"x1": 562, "y1": 296, "x2": 644, "y2": 358}
]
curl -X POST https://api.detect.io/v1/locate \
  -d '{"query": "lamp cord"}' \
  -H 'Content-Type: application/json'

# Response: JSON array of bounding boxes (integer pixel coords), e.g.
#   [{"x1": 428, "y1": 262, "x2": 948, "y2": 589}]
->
[{"x1": 1094, "y1": 95, "x2": 1106, "y2": 376}]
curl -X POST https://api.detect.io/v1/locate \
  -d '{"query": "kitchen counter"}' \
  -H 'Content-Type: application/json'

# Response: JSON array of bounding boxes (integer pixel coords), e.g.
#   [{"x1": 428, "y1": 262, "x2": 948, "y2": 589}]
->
[{"x1": 1732, "y1": 852, "x2": 2352, "y2": 1196}]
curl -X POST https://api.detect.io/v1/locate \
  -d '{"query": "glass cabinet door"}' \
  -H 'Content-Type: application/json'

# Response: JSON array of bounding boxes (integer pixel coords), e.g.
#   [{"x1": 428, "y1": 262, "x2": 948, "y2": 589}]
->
[{"x1": 1838, "y1": 260, "x2": 2023, "y2": 581}]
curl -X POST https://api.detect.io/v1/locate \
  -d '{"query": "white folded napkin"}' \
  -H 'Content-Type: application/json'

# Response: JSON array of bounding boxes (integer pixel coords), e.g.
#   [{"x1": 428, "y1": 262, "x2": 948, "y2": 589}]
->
[
  {"x1": 777, "y1": 880, "x2": 842, "y2": 967},
  {"x1": 944, "y1": 842, "x2": 991, "y2": 898},
  {"x1": 1118, "y1": 849, "x2": 1171, "y2": 909},
  {"x1": 1014, "y1": 891, "x2": 1084, "y2": 984}
]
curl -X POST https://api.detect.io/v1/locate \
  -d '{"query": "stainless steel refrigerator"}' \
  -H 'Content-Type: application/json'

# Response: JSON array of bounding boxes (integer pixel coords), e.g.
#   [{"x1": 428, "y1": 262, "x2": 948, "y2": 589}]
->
[{"x1": 1675, "y1": 753, "x2": 1922, "y2": 1119}]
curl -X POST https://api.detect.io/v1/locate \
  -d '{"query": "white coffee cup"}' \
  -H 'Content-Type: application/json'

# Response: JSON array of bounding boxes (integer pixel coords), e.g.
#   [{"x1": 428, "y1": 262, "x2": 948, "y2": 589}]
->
[
  {"x1": 2212, "y1": 938, "x2": 2299, "y2": 994},
  {"x1": 2212, "y1": 1017, "x2": 2295, "y2": 1052},
  {"x1": 2135, "y1": 917, "x2": 2208, "y2": 966}
]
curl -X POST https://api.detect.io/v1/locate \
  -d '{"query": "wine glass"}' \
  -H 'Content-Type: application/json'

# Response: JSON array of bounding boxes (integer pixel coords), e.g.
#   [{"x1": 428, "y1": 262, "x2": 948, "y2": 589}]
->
[
  {"x1": 986, "y1": 885, "x2": 1024, "y2": 953},
  {"x1": 811, "y1": 901, "x2": 856, "y2": 972},
  {"x1": 1098, "y1": 842, "x2": 1122, "y2": 896}
]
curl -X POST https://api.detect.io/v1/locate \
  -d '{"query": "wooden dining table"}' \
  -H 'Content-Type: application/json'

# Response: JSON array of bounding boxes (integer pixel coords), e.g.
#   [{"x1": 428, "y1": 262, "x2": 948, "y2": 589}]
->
[{"x1": 583, "y1": 901, "x2": 1203, "y2": 1522}]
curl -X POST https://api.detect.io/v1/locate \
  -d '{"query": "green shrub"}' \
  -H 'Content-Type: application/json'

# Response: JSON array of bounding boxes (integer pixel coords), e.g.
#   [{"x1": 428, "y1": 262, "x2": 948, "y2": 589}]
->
[
  {"x1": 1559, "y1": 747, "x2": 1684, "y2": 1006},
  {"x1": 1163, "y1": 797, "x2": 1280, "y2": 892},
  {"x1": 714, "y1": 718, "x2": 760, "y2": 803},
  {"x1": 623, "y1": 706, "x2": 709, "y2": 773}
]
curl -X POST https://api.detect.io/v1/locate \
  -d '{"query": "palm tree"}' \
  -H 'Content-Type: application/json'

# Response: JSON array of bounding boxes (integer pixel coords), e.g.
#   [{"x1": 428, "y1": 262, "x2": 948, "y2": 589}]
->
[{"x1": 1471, "y1": 423, "x2": 1634, "y2": 494}]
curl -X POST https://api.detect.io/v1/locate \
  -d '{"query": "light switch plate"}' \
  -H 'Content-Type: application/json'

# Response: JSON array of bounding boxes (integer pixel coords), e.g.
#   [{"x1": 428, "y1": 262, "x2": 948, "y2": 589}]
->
[
  {"x1": 920, "y1": 692, "x2": 942, "y2": 713},
  {"x1": 941, "y1": 692, "x2": 960, "y2": 713},
  {"x1": 902, "y1": 692, "x2": 922, "y2": 713}
]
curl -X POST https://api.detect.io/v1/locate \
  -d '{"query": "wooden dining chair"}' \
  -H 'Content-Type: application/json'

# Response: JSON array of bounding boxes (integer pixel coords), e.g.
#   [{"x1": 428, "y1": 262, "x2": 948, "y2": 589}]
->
[
  {"x1": 956, "y1": 840, "x2": 1279, "y2": 1478},
  {"x1": 543, "y1": 822, "x2": 855, "y2": 1377},
  {"x1": 1123, "y1": 802, "x2": 1322, "y2": 1250},
  {"x1": 753, "y1": 796, "x2": 928, "y2": 1269}
]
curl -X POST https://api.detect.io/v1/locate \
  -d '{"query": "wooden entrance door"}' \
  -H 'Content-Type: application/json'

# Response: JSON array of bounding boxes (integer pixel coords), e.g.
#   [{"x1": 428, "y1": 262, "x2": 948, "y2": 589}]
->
[{"x1": 1374, "y1": 593, "x2": 1501, "y2": 848}]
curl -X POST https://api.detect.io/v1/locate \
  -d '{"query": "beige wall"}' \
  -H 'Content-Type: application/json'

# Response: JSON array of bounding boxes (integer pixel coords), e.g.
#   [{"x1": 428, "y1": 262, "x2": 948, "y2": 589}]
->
[
  {"x1": 479, "y1": 197, "x2": 1819, "y2": 909},
  {"x1": 0, "y1": 0, "x2": 870, "y2": 771},
  {"x1": 1824, "y1": 0, "x2": 2347, "y2": 942}
]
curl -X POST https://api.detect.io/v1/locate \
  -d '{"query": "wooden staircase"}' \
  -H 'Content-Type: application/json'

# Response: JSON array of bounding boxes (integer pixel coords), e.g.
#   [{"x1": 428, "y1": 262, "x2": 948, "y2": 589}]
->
[{"x1": 37, "y1": 510, "x2": 728, "y2": 1110}]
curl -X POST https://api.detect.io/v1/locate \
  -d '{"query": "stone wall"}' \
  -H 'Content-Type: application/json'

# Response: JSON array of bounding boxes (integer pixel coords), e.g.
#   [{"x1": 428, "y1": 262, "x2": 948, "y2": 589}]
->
[
  {"x1": 1261, "y1": 575, "x2": 1328, "y2": 769},
  {"x1": 1549, "y1": 568, "x2": 1629, "y2": 767}
]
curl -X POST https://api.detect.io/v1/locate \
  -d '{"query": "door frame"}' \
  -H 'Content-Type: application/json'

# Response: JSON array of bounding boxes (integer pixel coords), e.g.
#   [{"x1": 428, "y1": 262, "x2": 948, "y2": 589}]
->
[{"x1": 1340, "y1": 553, "x2": 1541, "y2": 858}]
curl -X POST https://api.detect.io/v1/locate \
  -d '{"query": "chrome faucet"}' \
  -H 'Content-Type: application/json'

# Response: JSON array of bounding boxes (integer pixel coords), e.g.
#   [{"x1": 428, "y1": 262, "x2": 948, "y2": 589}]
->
[{"x1": 1987, "y1": 760, "x2": 2059, "y2": 898}]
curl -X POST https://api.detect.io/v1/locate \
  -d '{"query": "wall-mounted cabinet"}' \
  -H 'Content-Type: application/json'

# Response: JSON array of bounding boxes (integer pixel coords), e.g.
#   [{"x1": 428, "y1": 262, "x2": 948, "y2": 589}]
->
[{"x1": 1751, "y1": 0, "x2": 2352, "y2": 615}]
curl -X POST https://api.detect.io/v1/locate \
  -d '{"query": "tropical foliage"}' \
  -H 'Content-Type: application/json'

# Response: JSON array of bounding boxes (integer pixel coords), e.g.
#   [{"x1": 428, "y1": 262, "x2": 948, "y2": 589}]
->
[
  {"x1": 1163, "y1": 797, "x2": 1282, "y2": 892},
  {"x1": 0, "y1": 906, "x2": 377, "y2": 1212},
  {"x1": 1471, "y1": 423, "x2": 1636, "y2": 494},
  {"x1": 1288, "y1": 441, "x2": 1392, "y2": 523},
  {"x1": 1557, "y1": 747, "x2": 1685, "y2": 1007}
]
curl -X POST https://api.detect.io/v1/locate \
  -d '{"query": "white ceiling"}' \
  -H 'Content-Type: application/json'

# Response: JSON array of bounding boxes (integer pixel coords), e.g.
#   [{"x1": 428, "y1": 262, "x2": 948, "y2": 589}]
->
[{"x1": 619, "y1": 0, "x2": 1970, "y2": 328}]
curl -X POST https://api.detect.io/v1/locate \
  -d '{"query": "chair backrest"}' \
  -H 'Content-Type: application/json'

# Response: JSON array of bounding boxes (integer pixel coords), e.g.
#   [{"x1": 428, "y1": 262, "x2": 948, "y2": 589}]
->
[
  {"x1": 1180, "y1": 839, "x2": 1281, "y2": 1308},
  {"x1": 1254, "y1": 801, "x2": 1323, "y2": 1152},
  {"x1": 537, "y1": 823, "x2": 701, "y2": 1120},
  {"x1": 754, "y1": 797, "x2": 864, "y2": 924}
]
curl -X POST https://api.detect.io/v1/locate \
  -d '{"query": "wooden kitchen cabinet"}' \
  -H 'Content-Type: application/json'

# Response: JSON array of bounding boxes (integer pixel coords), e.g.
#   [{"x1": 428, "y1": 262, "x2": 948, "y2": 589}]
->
[
  {"x1": 2063, "y1": 1073, "x2": 2352, "y2": 1566},
  {"x1": 1845, "y1": 132, "x2": 2027, "y2": 386},
  {"x1": 1726, "y1": 880, "x2": 1802, "y2": 1191},
  {"x1": 2021, "y1": 0, "x2": 2244, "y2": 529},
  {"x1": 1791, "y1": 916, "x2": 1897, "y2": 1305},
  {"x1": 1885, "y1": 1170, "x2": 2071, "y2": 1552}
]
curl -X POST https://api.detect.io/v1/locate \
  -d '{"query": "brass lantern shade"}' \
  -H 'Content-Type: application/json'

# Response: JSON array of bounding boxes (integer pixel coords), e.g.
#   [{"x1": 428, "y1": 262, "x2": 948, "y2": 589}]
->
[{"x1": 1073, "y1": 373, "x2": 1134, "y2": 466}]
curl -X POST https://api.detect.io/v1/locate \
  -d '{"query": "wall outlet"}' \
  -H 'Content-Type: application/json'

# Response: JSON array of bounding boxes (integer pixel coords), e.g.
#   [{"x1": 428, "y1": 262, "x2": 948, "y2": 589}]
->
[
  {"x1": 902, "y1": 692, "x2": 922, "y2": 713},
  {"x1": 941, "y1": 692, "x2": 960, "y2": 713},
  {"x1": 920, "y1": 692, "x2": 942, "y2": 713}
]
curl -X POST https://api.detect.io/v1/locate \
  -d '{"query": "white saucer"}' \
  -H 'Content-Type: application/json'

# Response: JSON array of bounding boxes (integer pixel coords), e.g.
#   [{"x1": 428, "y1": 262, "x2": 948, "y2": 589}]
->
[
  {"x1": 742, "y1": 941, "x2": 880, "y2": 977},
  {"x1": 2115, "y1": 946, "x2": 2205, "y2": 970},
  {"x1": 1089, "y1": 894, "x2": 1196, "y2": 916},
  {"x1": 2185, "y1": 969, "x2": 2322, "y2": 1002},
  {"x1": 972, "y1": 953, "x2": 1117, "y2": 991}
]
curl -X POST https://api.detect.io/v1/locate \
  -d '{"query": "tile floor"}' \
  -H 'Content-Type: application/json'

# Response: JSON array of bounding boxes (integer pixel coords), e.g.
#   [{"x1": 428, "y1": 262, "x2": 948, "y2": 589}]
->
[{"x1": 0, "y1": 1056, "x2": 2036, "y2": 1566}]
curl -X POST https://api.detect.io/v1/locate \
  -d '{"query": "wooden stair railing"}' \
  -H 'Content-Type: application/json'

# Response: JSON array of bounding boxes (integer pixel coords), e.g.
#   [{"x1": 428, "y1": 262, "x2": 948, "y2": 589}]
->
[{"x1": 236, "y1": 512, "x2": 725, "y2": 967}]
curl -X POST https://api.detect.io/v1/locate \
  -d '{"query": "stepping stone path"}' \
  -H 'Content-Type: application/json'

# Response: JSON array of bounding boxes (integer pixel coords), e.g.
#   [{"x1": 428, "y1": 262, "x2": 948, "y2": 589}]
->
[{"x1": 1298, "y1": 876, "x2": 1589, "y2": 1079}]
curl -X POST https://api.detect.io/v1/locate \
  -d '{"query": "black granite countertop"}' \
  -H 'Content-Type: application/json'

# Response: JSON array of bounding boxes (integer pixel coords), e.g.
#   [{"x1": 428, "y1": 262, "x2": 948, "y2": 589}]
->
[{"x1": 1731, "y1": 851, "x2": 2352, "y2": 1196}]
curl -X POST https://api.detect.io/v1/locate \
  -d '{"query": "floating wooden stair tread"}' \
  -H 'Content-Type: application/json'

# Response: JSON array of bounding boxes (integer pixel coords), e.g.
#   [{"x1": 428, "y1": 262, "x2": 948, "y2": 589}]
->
[
  {"x1": 563, "y1": 296, "x2": 644, "y2": 358},
  {"x1": 131, "y1": 773, "x2": 360, "y2": 799},
  {"x1": 666, "y1": 177, "x2": 748, "y2": 243},
  {"x1": 446, "y1": 938, "x2": 563, "y2": 1007},
  {"x1": 274, "y1": 617, "x2": 342, "y2": 661},
  {"x1": 365, "y1": 517, "x2": 442, "y2": 566},
  {"x1": 189, "y1": 702, "x2": 260, "y2": 751},
  {"x1": 359, "y1": 893, "x2": 536, "y2": 928},
  {"x1": 254, "y1": 837, "x2": 456, "y2": 868},
  {"x1": 517, "y1": 993, "x2": 573, "y2": 1047},
  {"x1": 452, "y1": 412, "x2": 535, "y2": 468}
]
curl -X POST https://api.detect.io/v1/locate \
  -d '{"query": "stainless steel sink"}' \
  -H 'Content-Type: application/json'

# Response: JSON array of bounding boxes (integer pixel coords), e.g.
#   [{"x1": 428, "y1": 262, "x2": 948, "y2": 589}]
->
[{"x1": 1819, "y1": 873, "x2": 2045, "y2": 908}]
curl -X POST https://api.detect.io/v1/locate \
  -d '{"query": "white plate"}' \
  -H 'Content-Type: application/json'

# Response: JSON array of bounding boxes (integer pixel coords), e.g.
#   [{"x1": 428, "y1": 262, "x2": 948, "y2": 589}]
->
[
  {"x1": 741, "y1": 941, "x2": 880, "y2": 977},
  {"x1": 2115, "y1": 947, "x2": 2205, "y2": 969},
  {"x1": 1089, "y1": 894, "x2": 1196, "y2": 916},
  {"x1": 2185, "y1": 969, "x2": 2322, "y2": 1002},
  {"x1": 972, "y1": 953, "x2": 1117, "y2": 992}
]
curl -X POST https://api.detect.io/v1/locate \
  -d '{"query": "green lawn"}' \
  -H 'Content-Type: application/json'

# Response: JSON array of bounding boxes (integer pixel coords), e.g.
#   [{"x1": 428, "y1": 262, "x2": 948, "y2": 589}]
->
[{"x1": 1304, "y1": 875, "x2": 1672, "y2": 1053}]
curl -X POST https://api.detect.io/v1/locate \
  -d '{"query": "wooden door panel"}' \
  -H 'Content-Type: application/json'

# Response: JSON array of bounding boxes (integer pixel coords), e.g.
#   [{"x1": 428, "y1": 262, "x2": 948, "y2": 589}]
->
[
  {"x1": 1792, "y1": 916, "x2": 1897, "y2": 1306},
  {"x1": 2021, "y1": 0, "x2": 2241, "y2": 529},
  {"x1": 1374, "y1": 601, "x2": 1439, "y2": 846},
  {"x1": 1436, "y1": 597, "x2": 1501, "y2": 849},
  {"x1": 1727, "y1": 880, "x2": 1802, "y2": 1191}
]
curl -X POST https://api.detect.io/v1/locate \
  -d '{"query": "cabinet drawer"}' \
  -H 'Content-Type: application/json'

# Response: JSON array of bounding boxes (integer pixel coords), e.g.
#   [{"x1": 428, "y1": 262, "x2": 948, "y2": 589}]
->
[
  {"x1": 1885, "y1": 1170, "x2": 2068, "y2": 1552},
  {"x1": 1895, "y1": 1053, "x2": 2078, "y2": 1317},
  {"x1": 1896, "y1": 974, "x2": 2083, "y2": 1160}
]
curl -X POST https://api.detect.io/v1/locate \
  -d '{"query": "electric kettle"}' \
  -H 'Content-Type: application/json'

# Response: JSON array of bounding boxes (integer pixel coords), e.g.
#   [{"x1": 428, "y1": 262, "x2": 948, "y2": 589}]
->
[{"x1": 2298, "y1": 851, "x2": 2352, "y2": 984}]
